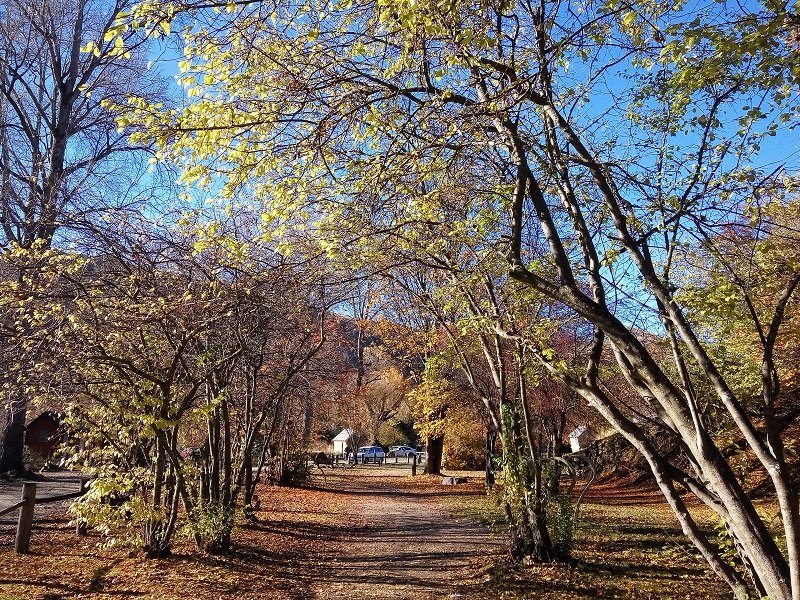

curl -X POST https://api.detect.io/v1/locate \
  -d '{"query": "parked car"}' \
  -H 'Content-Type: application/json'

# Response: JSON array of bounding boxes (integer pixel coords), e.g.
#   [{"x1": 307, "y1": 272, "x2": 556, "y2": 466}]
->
[
  {"x1": 355, "y1": 445, "x2": 385, "y2": 464},
  {"x1": 389, "y1": 445, "x2": 417, "y2": 457}
]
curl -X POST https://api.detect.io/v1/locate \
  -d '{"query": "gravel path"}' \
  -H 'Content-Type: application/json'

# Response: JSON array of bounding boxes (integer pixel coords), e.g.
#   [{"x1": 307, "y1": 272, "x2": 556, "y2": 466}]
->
[
  {"x1": 308, "y1": 469, "x2": 501, "y2": 600},
  {"x1": 0, "y1": 471, "x2": 85, "y2": 526}
]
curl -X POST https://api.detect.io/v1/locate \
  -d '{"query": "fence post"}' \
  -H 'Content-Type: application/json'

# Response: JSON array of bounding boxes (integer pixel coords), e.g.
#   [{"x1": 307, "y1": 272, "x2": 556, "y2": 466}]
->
[
  {"x1": 76, "y1": 478, "x2": 87, "y2": 536},
  {"x1": 15, "y1": 482, "x2": 36, "y2": 554}
]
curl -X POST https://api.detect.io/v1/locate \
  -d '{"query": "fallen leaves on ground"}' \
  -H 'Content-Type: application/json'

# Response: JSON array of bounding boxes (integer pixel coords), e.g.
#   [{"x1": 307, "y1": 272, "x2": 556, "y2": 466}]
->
[
  {"x1": 453, "y1": 473, "x2": 729, "y2": 600},
  {"x1": 0, "y1": 483, "x2": 356, "y2": 600},
  {"x1": 0, "y1": 469, "x2": 732, "y2": 599}
]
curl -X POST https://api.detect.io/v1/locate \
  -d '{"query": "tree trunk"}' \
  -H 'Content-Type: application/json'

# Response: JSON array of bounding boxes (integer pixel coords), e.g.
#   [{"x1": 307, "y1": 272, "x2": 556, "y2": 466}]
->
[
  {"x1": 485, "y1": 429, "x2": 496, "y2": 487},
  {"x1": 0, "y1": 400, "x2": 27, "y2": 474},
  {"x1": 424, "y1": 435, "x2": 443, "y2": 474},
  {"x1": 243, "y1": 449, "x2": 254, "y2": 515}
]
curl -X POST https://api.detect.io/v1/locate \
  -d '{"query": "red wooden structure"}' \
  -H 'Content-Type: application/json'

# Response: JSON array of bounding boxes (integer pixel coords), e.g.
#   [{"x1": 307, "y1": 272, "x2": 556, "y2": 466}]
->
[{"x1": 25, "y1": 412, "x2": 61, "y2": 459}]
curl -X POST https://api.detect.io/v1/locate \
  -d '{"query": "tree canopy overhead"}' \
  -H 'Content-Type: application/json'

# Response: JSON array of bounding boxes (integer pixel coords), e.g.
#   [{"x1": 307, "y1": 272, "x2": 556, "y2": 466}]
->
[{"x1": 75, "y1": 0, "x2": 800, "y2": 597}]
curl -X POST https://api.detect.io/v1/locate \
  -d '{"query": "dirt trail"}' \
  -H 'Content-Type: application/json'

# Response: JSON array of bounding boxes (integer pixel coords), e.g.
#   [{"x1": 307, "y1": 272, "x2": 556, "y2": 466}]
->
[
  {"x1": 0, "y1": 467, "x2": 733, "y2": 600},
  {"x1": 307, "y1": 468, "x2": 501, "y2": 599}
]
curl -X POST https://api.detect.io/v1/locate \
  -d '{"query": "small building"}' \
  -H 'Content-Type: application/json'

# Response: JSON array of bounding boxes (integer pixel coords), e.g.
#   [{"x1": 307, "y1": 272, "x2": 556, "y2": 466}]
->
[
  {"x1": 25, "y1": 412, "x2": 62, "y2": 460},
  {"x1": 568, "y1": 425, "x2": 596, "y2": 453},
  {"x1": 331, "y1": 428, "x2": 354, "y2": 455}
]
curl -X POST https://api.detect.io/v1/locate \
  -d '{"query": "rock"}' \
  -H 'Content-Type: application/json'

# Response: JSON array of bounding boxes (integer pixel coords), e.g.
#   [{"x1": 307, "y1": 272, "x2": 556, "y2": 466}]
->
[{"x1": 442, "y1": 476, "x2": 468, "y2": 485}]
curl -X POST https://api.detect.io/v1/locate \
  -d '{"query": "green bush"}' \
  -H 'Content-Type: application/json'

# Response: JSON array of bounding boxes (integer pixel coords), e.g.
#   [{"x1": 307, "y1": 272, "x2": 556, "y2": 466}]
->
[
  {"x1": 187, "y1": 500, "x2": 236, "y2": 554},
  {"x1": 547, "y1": 494, "x2": 575, "y2": 559},
  {"x1": 443, "y1": 441, "x2": 485, "y2": 470},
  {"x1": 284, "y1": 452, "x2": 313, "y2": 486},
  {"x1": 22, "y1": 446, "x2": 49, "y2": 472}
]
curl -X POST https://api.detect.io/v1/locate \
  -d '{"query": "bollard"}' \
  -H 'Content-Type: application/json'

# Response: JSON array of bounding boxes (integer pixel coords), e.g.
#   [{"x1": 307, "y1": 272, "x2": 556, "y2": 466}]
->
[
  {"x1": 76, "y1": 478, "x2": 88, "y2": 536},
  {"x1": 411, "y1": 453, "x2": 417, "y2": 476},
  {"x1": 15, "y1": 482, "x2": 36, "y2": 554}
]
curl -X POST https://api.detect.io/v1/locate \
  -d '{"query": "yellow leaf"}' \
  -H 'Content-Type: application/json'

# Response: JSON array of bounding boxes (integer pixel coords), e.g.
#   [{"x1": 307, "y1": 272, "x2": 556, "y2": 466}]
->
[{"x1": 622, "y1": 11, "x2": 637, "y2": 28}]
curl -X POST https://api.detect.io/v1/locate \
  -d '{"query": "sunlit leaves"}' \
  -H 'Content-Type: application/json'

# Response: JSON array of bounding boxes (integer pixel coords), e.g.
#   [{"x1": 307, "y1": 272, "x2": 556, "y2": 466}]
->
[{"x1": 677, "y1": 192, "x2": 800, "y2": 402}]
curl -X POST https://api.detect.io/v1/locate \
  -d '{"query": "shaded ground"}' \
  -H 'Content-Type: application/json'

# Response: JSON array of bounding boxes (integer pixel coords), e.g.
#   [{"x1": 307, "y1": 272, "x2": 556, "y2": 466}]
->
[
  {"x1": 0, "y1": 467, "x2": 500, "y2": 599},
  {"x1": 296, "y1": 469, "x2": 501, "y2": 599},
  {"x1": 459, "y1": 474, "x2": 729, "y2": 599},
  {"x1": 0, "y1": 466, "x2": 733, "y2": 599}
]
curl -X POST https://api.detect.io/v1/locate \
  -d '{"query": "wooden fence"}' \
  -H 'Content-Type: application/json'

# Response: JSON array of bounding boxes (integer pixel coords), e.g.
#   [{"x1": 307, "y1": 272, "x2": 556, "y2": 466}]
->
[{"x1": 0, "y1": 479, "x2": 88, "y2": 554}]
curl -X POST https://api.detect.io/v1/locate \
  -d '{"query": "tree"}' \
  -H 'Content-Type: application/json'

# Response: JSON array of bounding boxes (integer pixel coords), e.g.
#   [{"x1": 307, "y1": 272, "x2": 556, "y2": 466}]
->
[
  {"x1": 0, "y1": 0, "x2": 164, "y2": 473},
  {"x1": 0, "y1": 0, "x2": 167, "y2": 247},
  {"x1": 408, "y1": 367, "x2": 457, "y2": 475},
  {"x1": 359, "y1": 350, "x2": 408, "y2": 443},
  {"x1": 122, "y1": 0, "x2": 800, "y2": 596},
  {"x1": 12, "y1": 208, "x2": 329, "y2": 556},
  {"x1": 378, "y1": 270, "x2": 450, "y2": 473},
  {"x1": 386, "y1": 250, "x2": 577, "y2": 560},
  {"x1": 679, "y1": 194, "x2": 800, "y2": 419},
  {"x1": 322, "y1": 279, "x2": 417, "y2": 449},
  {"x1": 173, "y1": 215, "x2": 329, "y2": 551}
]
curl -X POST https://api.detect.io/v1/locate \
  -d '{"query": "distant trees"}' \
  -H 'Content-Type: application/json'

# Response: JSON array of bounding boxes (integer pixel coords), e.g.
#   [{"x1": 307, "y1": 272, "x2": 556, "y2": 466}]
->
[
  {"x1": 320, "y1": 281, "x2": 419, "y2": 451},
  {"x1": 375, "y1": 272, "x2": 446, "y2": 472},
  {"x1": 357, "y1": 350, "x2": 408, "y2": 443}
]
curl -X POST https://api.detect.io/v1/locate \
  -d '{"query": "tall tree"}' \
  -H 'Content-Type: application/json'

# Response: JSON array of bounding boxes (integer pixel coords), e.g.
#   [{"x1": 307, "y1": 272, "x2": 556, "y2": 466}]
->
[
  {"x1": 0, "y1": 0, "x2": 164, "y2": 472},
  {"x1": 0, "y1": 0, "x2": 164, "y2": 247}
]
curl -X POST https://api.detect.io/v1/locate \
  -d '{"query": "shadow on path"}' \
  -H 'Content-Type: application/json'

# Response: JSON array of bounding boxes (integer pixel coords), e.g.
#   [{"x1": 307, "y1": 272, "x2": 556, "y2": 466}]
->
[{"x1": 257, "y1": 470, "x2": 502, "y2": 600}]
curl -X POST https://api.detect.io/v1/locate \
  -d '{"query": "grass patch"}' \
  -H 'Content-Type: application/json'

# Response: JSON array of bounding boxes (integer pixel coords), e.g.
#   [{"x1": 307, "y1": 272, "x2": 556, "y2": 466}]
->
[{"x1": 433, "y1": 472, "x2": 729, "y2": 599}]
